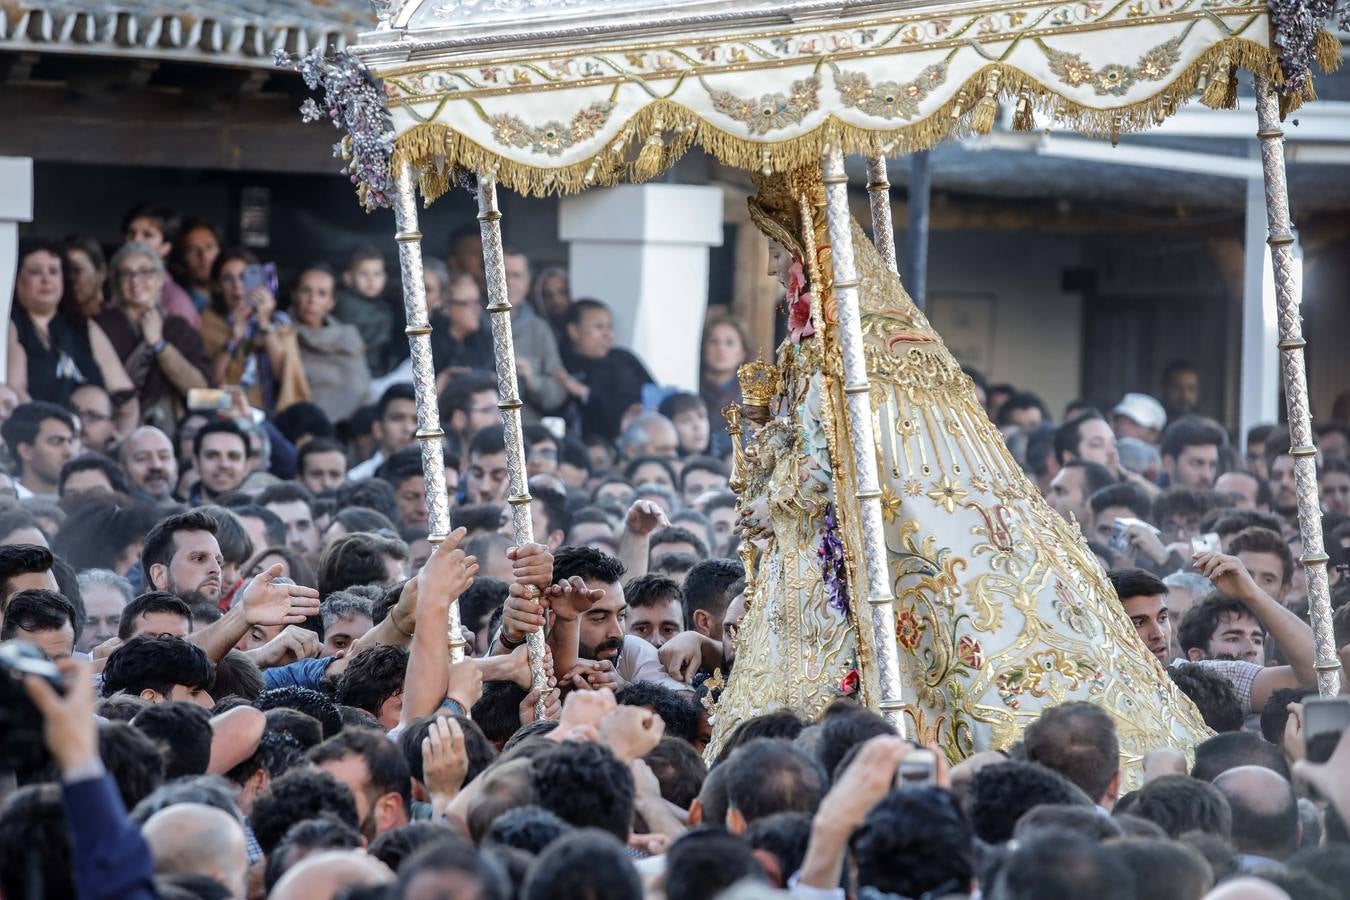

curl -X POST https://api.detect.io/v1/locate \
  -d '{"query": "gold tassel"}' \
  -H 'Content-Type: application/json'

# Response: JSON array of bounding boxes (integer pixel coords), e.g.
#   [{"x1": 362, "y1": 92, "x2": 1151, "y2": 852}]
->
[
  {"x1": 1221, "y1": 64, "x2": 1238, "y2": 109},
  {"x1": 1012, "y1": 93, "x2": 1034, "y2": 131},
  {"x1": 1200, "y1": 57, "x2": 1231, "y2": 109},
  {"x1": 633, "y1": 111, "x2": 666, "y2": 181},
  {"x1": 1316, "y1": 29, "x2": 1342, "y2": 73},
  {"x1": 971, "y1": 70, "x2": 1001, "y2": 135}
]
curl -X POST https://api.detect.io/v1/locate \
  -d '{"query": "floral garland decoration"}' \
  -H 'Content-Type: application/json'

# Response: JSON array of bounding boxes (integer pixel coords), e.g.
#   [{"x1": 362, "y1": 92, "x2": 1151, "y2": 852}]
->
[
  {"x1": 1269, "y1": 0, "x2": 1349, "y2": 96},
  {"x1": 275, "y1": 48, "x2": 397, "y2": 211},
  {"x1": 818, "y1": 503, "x2": 850, "y2": 615},
  {"x1": 786, "y1": 259, "x2": 815, "y2": 345}
]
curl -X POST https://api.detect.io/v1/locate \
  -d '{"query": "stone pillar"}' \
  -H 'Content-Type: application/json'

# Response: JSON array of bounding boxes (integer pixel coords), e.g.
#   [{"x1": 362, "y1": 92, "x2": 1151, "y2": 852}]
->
[
  {"x1": 0, "y1": 157, "x2": 34, "y2": 379},
  {"x1": 559, "y1": 183, "x2": 723, "y2": 390}
]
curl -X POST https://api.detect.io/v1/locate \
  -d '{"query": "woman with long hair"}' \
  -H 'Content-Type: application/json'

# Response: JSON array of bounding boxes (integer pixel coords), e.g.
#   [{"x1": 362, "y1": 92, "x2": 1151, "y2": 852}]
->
[
  {"x1": 201, "y1": 247, "x2": 310, "y2": 413},
  {"x1": 699, "y1": 315, "x2": 748, "y2": 457},
  {"x1": 7, "y1": 240, "x2": 139, "y2": 432}
]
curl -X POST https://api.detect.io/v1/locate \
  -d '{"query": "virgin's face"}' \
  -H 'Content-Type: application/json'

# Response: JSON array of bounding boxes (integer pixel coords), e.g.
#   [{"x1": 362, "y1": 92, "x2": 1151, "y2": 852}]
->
[
  {"x1": 217, "y1": 258, "x2": 247, "y2": 310},
  {"x1": 17, "y1": 250, "x2": 63, "y2": 316},
  {"x1": 703, "y1": 322, "x2": 745, "y2": 375},
  {"x1": 766, "y1": 240, "x2": 794, "y2": 291}
]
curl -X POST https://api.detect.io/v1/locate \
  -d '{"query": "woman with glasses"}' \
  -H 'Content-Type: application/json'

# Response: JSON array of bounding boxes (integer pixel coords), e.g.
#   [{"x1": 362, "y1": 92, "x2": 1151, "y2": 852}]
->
[
  {"x1": 95, "y1": 242, "x2": 211, "y2": 430},
  {"x1": 201, "y1": 247, "x2": 310, "y2": 413},
  {"x1": 6, "y1": 240, "x2": 139, "y2": 433}
]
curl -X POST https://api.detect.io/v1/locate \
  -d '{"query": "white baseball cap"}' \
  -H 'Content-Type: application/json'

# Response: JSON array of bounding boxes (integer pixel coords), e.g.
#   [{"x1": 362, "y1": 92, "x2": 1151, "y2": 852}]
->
[{"x1": 1112, "y1": 393, "x2": 1167, "y2": 431}]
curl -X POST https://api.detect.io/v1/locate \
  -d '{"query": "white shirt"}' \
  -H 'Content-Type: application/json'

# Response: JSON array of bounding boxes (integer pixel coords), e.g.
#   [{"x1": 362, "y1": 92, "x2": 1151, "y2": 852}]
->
[
  {"x1": 347, "y1": 450, "x2": 386, "y2": 481},
  {"x1": 619, "y1": 634, "x2": 695, "y2": 694}
]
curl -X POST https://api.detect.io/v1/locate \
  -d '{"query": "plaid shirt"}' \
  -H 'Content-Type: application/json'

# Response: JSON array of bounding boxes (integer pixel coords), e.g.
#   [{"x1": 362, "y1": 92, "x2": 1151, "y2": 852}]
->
[{"x1": 1175, "y1": 658, "x2": 1263, "y2": 714}]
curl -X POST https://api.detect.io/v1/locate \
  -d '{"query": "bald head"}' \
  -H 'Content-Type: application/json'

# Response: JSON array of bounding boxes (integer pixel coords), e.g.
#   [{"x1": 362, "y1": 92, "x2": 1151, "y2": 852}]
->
[
  {"x1": 270, "y1": 850, "x2": 393, "y2": 900},
  {"x1": 1202, "y1": 878, "x2": 1291, "y2": 900},
  {"x1": 121, "y1": 426, "x2": 178, "y2": 501},
  {"x1": 143, "y1": 803, "x2": 248, "y2": 899},
  {"x1": 1213, "y1": 765, "x2": 1299, "y2": 860}
]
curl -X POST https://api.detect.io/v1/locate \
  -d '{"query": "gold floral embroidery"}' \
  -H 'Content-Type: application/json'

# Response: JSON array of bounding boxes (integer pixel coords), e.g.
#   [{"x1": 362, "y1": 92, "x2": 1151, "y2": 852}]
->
[
  {"x1": 896, "y1": 607, "x2": 924, "y2": 650},
  {"x1": 903, "y1": 478, "x2": 923, "y2": 497},
  {"x1": 880, "y1": 484, "x2": 902, "y2": 523},
  {"x1": 1052, "y1": 579, "x2": 1097, "y2": 638},
  {"x1": 834, "y1": 64, "x2": 947, "y2": 120},
  {"x1": 996, "y1": 649, "x2": 1100, "y2": 709},
  {"x1": 709, "y1": 77, "x2": 820, "y2": 136},
  {"x1": 489, "y1": 101, "x2": 616, "y2": 156},
  {"x1": 927, "y1": 475, "x2": 969, "y2": 514},
  {"x1": 957, "y1": 635, "x2": 984, "y2": 670},
  {"x1": 1044, "y1": 36, "x2": 1182, "y2": 97}
]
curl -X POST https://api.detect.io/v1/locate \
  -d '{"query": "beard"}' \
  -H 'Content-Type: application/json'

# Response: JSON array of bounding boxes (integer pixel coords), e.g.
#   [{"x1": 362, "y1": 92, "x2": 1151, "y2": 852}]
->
[{"x1": 579, "y1": 636, "x2": 624, "y2": 664}]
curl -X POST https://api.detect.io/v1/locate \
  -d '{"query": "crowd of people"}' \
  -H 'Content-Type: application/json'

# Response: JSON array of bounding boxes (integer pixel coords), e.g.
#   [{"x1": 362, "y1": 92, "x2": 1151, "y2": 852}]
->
[{"x1": 2, "y1": 203, "x2": 1350, "y2": 900}]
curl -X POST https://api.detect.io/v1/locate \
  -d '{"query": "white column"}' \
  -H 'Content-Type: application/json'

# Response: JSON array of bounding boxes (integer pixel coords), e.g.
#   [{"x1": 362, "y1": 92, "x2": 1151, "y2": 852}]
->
[
  {"x1": 0, "y1": 157, "x2": 34, "y2": 379},
  {"x1": 559, "y1": 183, "x2": 723, "y2": 390},
  {"x1": 1238, "y1": 174, "x2": 1280, "y2": 446}
]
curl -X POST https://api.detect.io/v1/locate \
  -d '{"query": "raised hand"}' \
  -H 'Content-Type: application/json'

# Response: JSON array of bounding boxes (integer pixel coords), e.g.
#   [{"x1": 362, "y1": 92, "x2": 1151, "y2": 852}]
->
[
  {"x1": 241, "y1": 564, "x2": 321, "y2": 627},
  {"x1": 600, "y1": 704, "x2": 665, "y2": 761},
  {"x1": 417, "y1": 528, "x2": 476, "y2": 607},
  {"x1": 1193, "y1": 551, "x2": 1262, "y2": 602},
  {"x1": 624, "y1": 499, "x2": 669, "y2": 538},
  {"x1": 543, "y1": 575, "x2": 603, "y2": 621},
  {"x1": 247, "y1": 624, "x2": 321, "y2": 668},
  {"x1": 501, "y1": 583, "x2": 547, "y2": 642},
  {"x1": 421, "y1": 716, "x2": 468, "y2": 815},
  {"x1": 507, "y1": 543, "x2": 553, "y2": 590},
  {"x1": 23, "y1": 657, "x2": 98, "y2": 774},
  {"x1": 446, "y1": 657, "x2": 484, "y2": 712}
]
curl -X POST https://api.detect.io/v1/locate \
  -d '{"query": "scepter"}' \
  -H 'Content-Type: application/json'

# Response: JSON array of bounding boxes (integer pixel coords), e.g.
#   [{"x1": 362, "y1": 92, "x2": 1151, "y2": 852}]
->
[{"x1": 475, "y1": 172, "x2": 550, "y2": 718}]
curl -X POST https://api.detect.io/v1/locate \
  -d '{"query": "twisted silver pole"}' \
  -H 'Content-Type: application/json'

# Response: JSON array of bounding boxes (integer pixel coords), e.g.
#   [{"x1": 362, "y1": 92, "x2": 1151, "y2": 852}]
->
[
  {"x1": 1254, "y1": 77, "x2": 1341, "y2": 697},
  {"x1": 822, "y1": 145, "x2": 909, "y2": 736},
  {"x1": 476, "y1": 173, "x2": 549, "y2": 716},
  {"x1": 865, "y1": 156, "x2": 898, "y2": 275},
  {"x1": 392, "y1": 159, "x2": 465, "y2": 662}
]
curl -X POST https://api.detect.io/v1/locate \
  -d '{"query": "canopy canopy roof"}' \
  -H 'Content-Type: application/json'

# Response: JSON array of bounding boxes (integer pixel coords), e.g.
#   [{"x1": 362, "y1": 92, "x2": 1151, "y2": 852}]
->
[{"x1": 332, "y1": 0, "x2": 1341, "y2": 204}]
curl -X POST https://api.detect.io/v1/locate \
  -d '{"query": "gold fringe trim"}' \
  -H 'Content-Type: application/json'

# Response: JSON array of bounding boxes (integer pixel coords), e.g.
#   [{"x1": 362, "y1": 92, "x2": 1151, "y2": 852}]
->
[
  {"x1": 392, "y1": 37, "x2": 1284, "y2": 201},
  {"x1": 1316, "y1": 29, "x2": 1342, "y2": 74}
]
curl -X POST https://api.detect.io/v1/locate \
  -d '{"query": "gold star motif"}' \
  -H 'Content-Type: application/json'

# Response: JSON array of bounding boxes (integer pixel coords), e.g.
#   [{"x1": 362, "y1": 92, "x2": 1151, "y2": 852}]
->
[
  {"x1": 927, "y1": 475, "x2": 969, "y2": 514},
  {"x1": 880, "y1": 484, "x2": 902, "y2": 523},
  {"x1": 903, "y1": 478, "x2": 923, "y2": 497},
  {"x1": 971, "y1": 477, "x2": 991, "y2": 493}
]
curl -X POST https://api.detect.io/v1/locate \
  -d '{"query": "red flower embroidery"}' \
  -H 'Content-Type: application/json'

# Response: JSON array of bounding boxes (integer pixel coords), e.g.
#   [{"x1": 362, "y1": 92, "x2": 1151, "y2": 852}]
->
[
  {"x1": 786, "y1": 261, "x2": 815, "y2": 345},
  {"x1": 839, "y1": 669, "x2": 860, "y2": 696},
  {"x1": 957, "y1": 635, "x2": 984, "y2": 670},
  {"x1": 896, "y1": 610, "x2": 923, "y2": 651}
]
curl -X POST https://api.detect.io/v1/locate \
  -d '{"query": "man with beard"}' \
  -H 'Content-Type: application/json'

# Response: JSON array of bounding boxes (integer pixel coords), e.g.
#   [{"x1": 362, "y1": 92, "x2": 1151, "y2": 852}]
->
[
  {"x1": 121, "y1": 426, "x2": 179, "y2": 503},
  {"x1": 142, "y1": 510, "x2": 224, "y2": 607},
  {"x1": 496, "y1": 545, "x2": 689, "y2": 694}
]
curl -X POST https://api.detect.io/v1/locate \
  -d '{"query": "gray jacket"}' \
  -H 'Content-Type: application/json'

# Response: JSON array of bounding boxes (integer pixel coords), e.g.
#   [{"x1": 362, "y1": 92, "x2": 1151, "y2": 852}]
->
[{"x1": 510, "y1": 302, "x2": 567, "y2": 421}]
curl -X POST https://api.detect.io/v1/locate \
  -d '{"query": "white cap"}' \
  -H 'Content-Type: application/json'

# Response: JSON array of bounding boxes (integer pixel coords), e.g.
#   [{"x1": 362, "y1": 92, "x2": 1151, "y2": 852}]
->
[{"x1": 1112, "y1": 393, "x2": 1167, "y2": 431}]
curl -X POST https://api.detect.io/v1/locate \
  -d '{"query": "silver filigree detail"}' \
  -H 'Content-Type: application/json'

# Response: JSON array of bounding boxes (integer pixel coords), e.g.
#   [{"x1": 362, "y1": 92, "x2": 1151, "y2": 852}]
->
[{"x1": 866, "y1": 156, "x2": 898, "y2": 275}]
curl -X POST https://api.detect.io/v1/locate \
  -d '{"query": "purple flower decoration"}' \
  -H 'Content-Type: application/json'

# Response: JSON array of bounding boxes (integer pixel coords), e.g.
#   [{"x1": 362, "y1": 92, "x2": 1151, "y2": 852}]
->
[
  {"x1": 275, "y1": 48, "x2": 396, "y2": 211},
  {"x1": 1269, "y1": 0, "x2": 1347, "y2": 98},
  {"x1": 818, "y1": 504, "x2": 850, "y2": 615}
]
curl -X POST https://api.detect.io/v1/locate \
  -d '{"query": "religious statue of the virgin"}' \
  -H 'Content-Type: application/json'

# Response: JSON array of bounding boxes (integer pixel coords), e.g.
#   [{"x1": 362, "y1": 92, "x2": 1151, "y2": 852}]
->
[{"x1": 711, "y1": 164, "x2": 1211, "y2": 779}]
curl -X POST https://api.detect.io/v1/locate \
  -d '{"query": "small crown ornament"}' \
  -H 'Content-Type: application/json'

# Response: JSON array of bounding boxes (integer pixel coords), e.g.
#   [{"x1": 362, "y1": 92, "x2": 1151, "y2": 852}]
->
[{"x1": 737, "y1": 356, "x2": 780, "y2": 424}]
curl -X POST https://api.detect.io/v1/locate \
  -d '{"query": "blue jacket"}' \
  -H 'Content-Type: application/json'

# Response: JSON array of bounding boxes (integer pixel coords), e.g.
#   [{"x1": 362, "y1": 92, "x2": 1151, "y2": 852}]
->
[{"x1": 64, "y1": 773, "x2": 156, "y2": 900}]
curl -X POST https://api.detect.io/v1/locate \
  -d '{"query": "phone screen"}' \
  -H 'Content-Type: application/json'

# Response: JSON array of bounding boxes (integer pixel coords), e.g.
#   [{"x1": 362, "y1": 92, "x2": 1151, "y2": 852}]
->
[{"x1": 1303, "y1": 698, "x2": 1350, "y2": 763}]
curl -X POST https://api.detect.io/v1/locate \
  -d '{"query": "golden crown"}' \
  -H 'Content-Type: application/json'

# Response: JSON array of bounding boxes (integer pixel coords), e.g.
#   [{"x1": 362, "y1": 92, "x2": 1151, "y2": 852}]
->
[{"x1": 737, "y1": 357, "x2": 781, "y2": 409}]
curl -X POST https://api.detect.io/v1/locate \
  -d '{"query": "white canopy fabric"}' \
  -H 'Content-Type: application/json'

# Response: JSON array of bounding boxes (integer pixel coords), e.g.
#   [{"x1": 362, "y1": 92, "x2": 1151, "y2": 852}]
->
[{"x1": 348, "y1": 0, "x2": 1339, "y2": 200}]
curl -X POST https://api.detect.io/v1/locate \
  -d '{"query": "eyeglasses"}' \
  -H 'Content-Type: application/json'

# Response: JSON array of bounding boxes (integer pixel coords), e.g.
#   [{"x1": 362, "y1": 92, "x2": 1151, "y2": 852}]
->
[{"x1": 116, "y1": 268, "x2": 160, "y2": 282}]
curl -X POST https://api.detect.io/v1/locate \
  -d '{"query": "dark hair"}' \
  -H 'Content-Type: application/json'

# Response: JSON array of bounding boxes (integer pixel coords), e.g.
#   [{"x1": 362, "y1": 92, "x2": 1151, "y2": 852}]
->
[
  {"x1": 649, "y1": 526, "x2": 709, "y2": 562},
  {"x1": 250, "y1": 768, "x2": 361, "y2": 856},
  {"x1": 1212, "y1": 508, "x2": 1285, "y2": 540},
  {"x1": 853, "y1": 787, "x2": 974, "y2": 898},
  {"x1": 552, "y1": 545, "x2": 626, "y2": 585},
  {"x1": 1260, "y1": 686, "x2": 1315, "y2": 745},
  {"x1": 335, "y1": 643, "x2": 408, "y2": 718},
  {"x1": 1161, "y1": 415, "x2": 1228, "y2": 461},
  {"x1": 520, "y1": 828, "x2": 641, "y2": 900},
  {"x1": 624, "y1": 454, "x2": 678, "y2": 486},
  {"x1": 662, "y1": 826, "x2": 766, "y2": 900},
  {"x1": 196, "y1": 505, "x2": 254, "y2": 568},
  {"x1": 0, "y1": 784, "x2": 73, "y2": 900},
  {"x1": 334, "y1": 478, "x2": 401, "y2": 526},
  {"x1": 57, "y1": 452, "x2": 129, "y2": 496},
  {"x1": 51, "y1": 495, "x2": 158, "y2": 574},
  {"x1": 0, "y1": 543, "x2": 52, "y2": 605},
  {"x1": 1054, "y1": 410, "x2": 1107, "y2": 465},
  {"x1": 256, "y1": 686, "x2": 344, "y2": 738},
  {"x1": 745, "y1": 812, "x2": 811, "y2": 888},
  {"x1": 1168, "y1": 662, "x2": 1244, "y2": 733},
  {"x1": 1176, "y1": 593, "x2": 1258, "y2": 658},
  {"x1": 532, "y1": 485, "x2": 571, "y2": 539},
  {"x1": 259, "y1": 709, "x2": 322, "y2": 751},
  {"x1": 1089, "y1": 482, "x2": 1153, "y2": 520},
  {"x1": 211, "y1": 649, "x2": 264, "y2": 702},
  {"x1": 132, "y1": 701, "x2": 213, "y2": 779},
  {"x1": 397, "y1": 836, "x2": 511, "y2": 900},
  {"x1": 309, "y1": 727, "x2": 412, "y2": 813},
  {"x1": 724, "y1": 737, "x2": 826, "y2": 823},
  {"x1": 469, "y1": 424, "x2": 508, "y2": 459},
  {"x1": 813, "y1": 709, "x2": 893, "y2": 782},
  {"x1": 615, "y1": 681, "x2": 700, "y2": 744},
  {"x1": 367, "y1": 822, "x2": 450, "y2": 873},
  {"x1": 263, "y1": 817, "x2": 363, "y2": 894},
  {"x1": 255, "y1": 481, "x2": 315, "y2": 514},
  {"x1": 400, "y1": 715, "x2": 496, "y2": 785},
  {"x1": 1152, "y1": 486, "x2": 1225, "y2": 528},
  {"x1": 297, "y1": 437, "x2": 347, "y2": 478},
  {"x1": 1191, "y1": 730, "x2": 1291, "y2": 782},
  {"x1": 141, "y1": 510, "x2": 218, "y2": 580},
  {"x1": 1288, "y1": 846, "x2": 1350, "y2": 898},
  {"x1": 192, "y1": 418, "x2": 250, "y2": 460},
  {"x1": 318, "y1": 532, "x2": 406, "y2": 597},
  {"x1": 0, "y1": 587, "x2": 76, "y2": 644},
  {"x1": 625, "y1": 573, "x2": 684, "y2": 611},
  {"x1": 1058, "y1": 460, "x2": 1118, "y2": 498},
  {"x1": 469, "y1": 680, "x2": 529, "y2": 745},
  {"x1": 1, "y1": 401, "x2": 76, "y2": 464},
  {"x1": 103, "y1": 635, "x2": 214, "y2": 699},
  {"x1": 994, "y1": 391, "x2": 1047, "y2": 428},
  {"x1": 485, "y1": 805, "x2": 574, "y2": 855},
  {"x1": 225, "y1": 730, "x2": 305, "y2": 789},
  {"x1": 98, "y1": 721, "x2": 166, "y2": 810},
  {"x1": 532, "y1": 741, "x2": 634, "y2": 840},
  {"x1": 712, "y1": 710, "x2": 806, "y2": 770},
  {"x1": 1107, "y1": 567, "x2": 1167, "y2": 602},
  {"x1": 994, "y1": 828, "x2": 1136, "y2": 900},
  {"x1": 1015, "y1": 803, "x2": 1123, "y2": 842},
  {"x1": 1131, "y1": 774, "x2": 1233, "y2": 838},
  {"x1": 1228, "y1": 525, "x2": 1294, "y2": 586},
  {"x1": 97, "y1": 694, "x2": 150, "y2": 722},
  {"x1": 438, "y1": 371, "x2": 498, "y2": 423},
  {"x1": 457, "y1": 576, "x2": 508, "y2": 637},
  {"x1": 117, "y1": 591, "x2": 193, "y2": 641},
  {"x1": 967, "y1": 761, "x2": 1091, "y2": 844},
  {"x1": 644, "y1": 737, "x2": 707, "y2": 809},
  {"x1": 682, "y1": 558, "x2": 744, "y2": 630},
  {"x1": 270, "y1": 400, "x2": 334, "y2": 444},
  {"x1": 1023, "y1": 701, "x2": 1120, "y2": 802}
]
